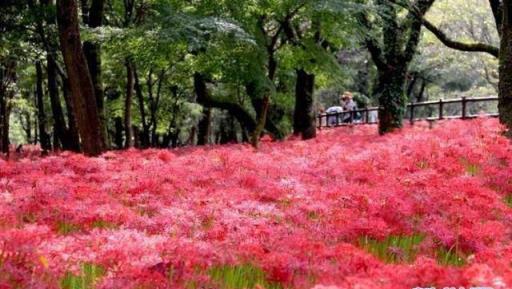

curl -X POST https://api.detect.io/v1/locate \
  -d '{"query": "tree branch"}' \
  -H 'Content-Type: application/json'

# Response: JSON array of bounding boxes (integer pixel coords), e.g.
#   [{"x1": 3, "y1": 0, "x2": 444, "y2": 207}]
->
[
  {"x1": 402, "y1": 0, "x2": 435, "y2": 63},
  {"x1": 357, "y1": 12, "x2": 387, "y2": 70},
  {"x1": 389, "y1": 0, "x2": 499, "y2": 58},
  {"x1": 194, "y1": 73, "x2": 257, "y2": 133},
  {"x1": 422, "y1": 18, "x2": 499, "y2": 58}
]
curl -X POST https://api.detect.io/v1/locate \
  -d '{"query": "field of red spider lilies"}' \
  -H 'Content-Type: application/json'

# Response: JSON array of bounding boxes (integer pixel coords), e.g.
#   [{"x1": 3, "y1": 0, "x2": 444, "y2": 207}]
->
[{"x1": 1, "y1": 118, "x2": 512, "y2": 289}]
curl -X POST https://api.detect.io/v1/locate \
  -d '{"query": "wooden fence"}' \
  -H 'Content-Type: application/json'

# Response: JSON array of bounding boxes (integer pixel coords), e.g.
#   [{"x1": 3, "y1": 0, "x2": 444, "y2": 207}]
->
[{"x1": 317, "y1": 96, "x2": 499, "y2": 128}]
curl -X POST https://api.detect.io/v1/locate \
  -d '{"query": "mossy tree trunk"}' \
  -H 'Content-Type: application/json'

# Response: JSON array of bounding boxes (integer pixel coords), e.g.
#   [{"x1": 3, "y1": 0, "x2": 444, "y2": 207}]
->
[
  {"x1": 362, "y1": 0, "x2": 434, "y2": 134},
  {"x1": 375, "y1": 65, "x2": 408, "y2": 134}
]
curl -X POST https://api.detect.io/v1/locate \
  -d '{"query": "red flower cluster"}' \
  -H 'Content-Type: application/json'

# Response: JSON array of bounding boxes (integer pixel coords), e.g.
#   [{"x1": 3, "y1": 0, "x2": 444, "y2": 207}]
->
[{"x1": 1, "y1": 118, "x2": 512, "y2": 289}]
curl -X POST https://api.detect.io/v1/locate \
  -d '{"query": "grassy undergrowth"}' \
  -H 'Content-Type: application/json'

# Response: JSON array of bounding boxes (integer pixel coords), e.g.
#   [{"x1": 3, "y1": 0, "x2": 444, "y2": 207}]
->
[
  {"x1": 359, "y1": 235, "x2": 466, "y2": 266},
  {"x1": 60, "y1": 264, "x2": 104, "y2": 289},
  {"x1": 505, "y1": 194, "x2": 512, "y2": 207},
  {"x1": 208, "y1": 263, "x2": 283, "y2": 289}
]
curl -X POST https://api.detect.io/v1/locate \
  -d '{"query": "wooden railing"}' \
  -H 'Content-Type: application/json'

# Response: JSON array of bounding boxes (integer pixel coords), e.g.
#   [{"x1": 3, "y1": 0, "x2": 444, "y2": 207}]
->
[{"x1": 317, "y1": 96, "x2": 499, "y2": 128}]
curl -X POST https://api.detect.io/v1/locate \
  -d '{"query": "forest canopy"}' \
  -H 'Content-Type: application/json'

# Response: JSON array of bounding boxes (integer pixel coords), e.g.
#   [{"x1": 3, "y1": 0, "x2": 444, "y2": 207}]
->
[{"x1": 0, "y1": 0, "x2": 505, "y2": 155}]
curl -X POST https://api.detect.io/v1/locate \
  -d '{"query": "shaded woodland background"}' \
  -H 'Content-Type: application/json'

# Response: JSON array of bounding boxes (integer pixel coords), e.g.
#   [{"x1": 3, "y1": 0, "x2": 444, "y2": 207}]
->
[{"x1": 0, "y1": 0, "x2": 505, "y2": 155}]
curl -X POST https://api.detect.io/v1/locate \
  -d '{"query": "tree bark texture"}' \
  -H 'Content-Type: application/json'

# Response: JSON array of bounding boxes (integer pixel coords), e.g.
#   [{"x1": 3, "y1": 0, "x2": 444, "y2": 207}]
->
[
  {"x1": 362, "y1": 0, "x2": 435, "y2": 134},
  {"x1": 47, "y1": 56, "x2": 75, "y2": 151},
  {"x1": 293, "y1": 69, "x2": 316, "y2": 140},
  {"x1": 36, "y1": 61, "x2": 52, "y2": 152},
  {"x1": 124, "y1": 60, "x2": 134, "y2": 148},
  {"x1": 197, "y1": 107, "x2": 212, "y2": 146},
  {"x1": 0, "y1": 60, "x2": 16, "y2": 154},
  {"x1": 56, "y1": 0, "x2": 105, "y2": 156},
  {"x1": 375, "y1": 66, "x2": 408, "y2": 134},
  {"x1": 83, "y1": 0, "x2": 107, "y2": 147}
]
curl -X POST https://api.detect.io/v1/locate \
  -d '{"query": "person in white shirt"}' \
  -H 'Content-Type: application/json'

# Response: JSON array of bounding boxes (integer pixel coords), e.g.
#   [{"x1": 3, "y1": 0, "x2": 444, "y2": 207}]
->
[{"x1": 325, "y1": 106, "x2": 344, "y2": 126}]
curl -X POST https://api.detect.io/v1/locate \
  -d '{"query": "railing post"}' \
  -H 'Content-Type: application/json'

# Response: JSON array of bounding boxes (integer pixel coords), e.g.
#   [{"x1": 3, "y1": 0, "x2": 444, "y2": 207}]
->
[
  {"x1": 409, "y1": 103, "x2": 415, "y2": 125},
  {"x1": 336, "y1": 112, "x2": 340, "y2": 126},
  {"x1": 461, "y1": 97, "x2": 467, "y2": 119},
  {"x1": 350, "y1": 110, "x2": 354, "y2": 123},
  {"x1": 364, "y1": 108, "x2": 369, "y2": 124},
  {"x1": 439, "y1": 99, "x2": 444, "y2": 120}
]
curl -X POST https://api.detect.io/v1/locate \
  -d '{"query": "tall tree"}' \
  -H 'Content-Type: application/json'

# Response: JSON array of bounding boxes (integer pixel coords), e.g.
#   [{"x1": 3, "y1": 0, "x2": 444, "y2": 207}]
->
[
  {"x1": 82, "y1": 0, "x2": 108, "y2": 147},
  {"x1": 33, "y1": 0, "x2": 81, "y2": 151},
  {"x1": 361, "y1": 0, "x2": 435, "y2": 134},
  {"x1": 56, "y1": 0, "x2": 105, "y2": 156},
  {"x1": 282, "y1": 16, "x2": 326, "y2": 140}
]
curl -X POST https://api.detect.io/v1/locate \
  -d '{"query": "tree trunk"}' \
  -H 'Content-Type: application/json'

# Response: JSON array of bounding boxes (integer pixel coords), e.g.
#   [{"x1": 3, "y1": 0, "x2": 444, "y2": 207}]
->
[
  {"x1": 82, "y1": 0, "x2": 107, "y2": 148},
  {"x1": 0, "y1": 61, "x2": 15, "y2": 155},
  {"x1": 251, "y1": 95, "x2": 269, "y2": 148},
  {"x1": 133, "y1": 65, "x2": 150, "y2": 147},
  {"x1": 47, "y1": 56, "x2": 72, "y2": 151},
  {"x1": 36, "y1": 61, "x2": 52, "y2": 152},
  {"x1": 362, "y1": 1, "x2": 434, "y2": 135},
  {"x1": 124, "y1": 60, "x2": 134, "y2": 148},
  {"x1": 150, "y1": 71, "x2": 165, "y2": 146},
  {"x1": 247, "y1": 85, "x2": 285, "y2": 140},
  {"x1": 376, "y1": 66, "x2": 408, "y2": 134},
  {"x1": 293, "y1": 69, "x2": 316, "y2": 140},
  {"x1": 251, "y1": 53, "x2": 276, "y2": 148},
  {"x1": 187, "y1": 127, "x2": 196, "y2": 146},
  {"x1": 197, "y1": 107, "x2": 212, "y2": 146},
  {"x1": 21, "y1": 112, "x2": 32, "y2": 144},
  {"x1": 61, "y1": 77, "x2": 81, "y2": 151},
  {"x1": 417, "y1": 79, "x2": 427, "y2": 103},
  {"x1": 114, "y1": 117, "x2": 124, "y2": 149},
  {"x1": 170, "y1": 129, "x2": 180, "y2": 148},
  {"x1": 56, "y1": 0, "x2": 105, "y2": 156},
  {"x1": 0, "y1": 95, "x2": 9, "y2": 154},
  {"x1": 224, "y1": 114, "x2": 238, "y2": 144},
  {"x1": 499, "y1": 0, "x2": 512, "y2": 137},
  {"x1": 406, "y1": 72, "x2": 418, "y2": 100}
]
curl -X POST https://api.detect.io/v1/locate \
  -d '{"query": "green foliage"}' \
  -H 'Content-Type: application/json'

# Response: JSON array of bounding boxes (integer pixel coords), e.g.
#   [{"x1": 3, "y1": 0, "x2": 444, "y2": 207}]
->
[
  {"x1": 460, "y1": 158, "x2": 481, "y2": 176},
  {"x1": 359, "y1": 234, "x2": 424, "y2": 263},
  {"x1": 57, "y1": 221, "x2": 81, "y2": 235},
  {"x1": 504, "y1": 195, "x2": 512, "y2": 207},
  {"x1": 359, "y1": 234, "x2": 467, "y2": 267},
  {"x1": 209, "y1": 264, "x2": 283, "y2": 289},
  {"x1": 2, "y1": 0, "x2": 500, "y2": 147},
  {"x1": 91, "y1": 220, "x2": 118, "y2": 230},
  {"x1": 416, "y1": 0, "x2": 499, "y2": 100},
  {"x1": 435, "y1": 245, "x2": 466, "y2": 267},
  {"x1": 60, "y1": 264, "x2": 105, "y2": 289}
]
